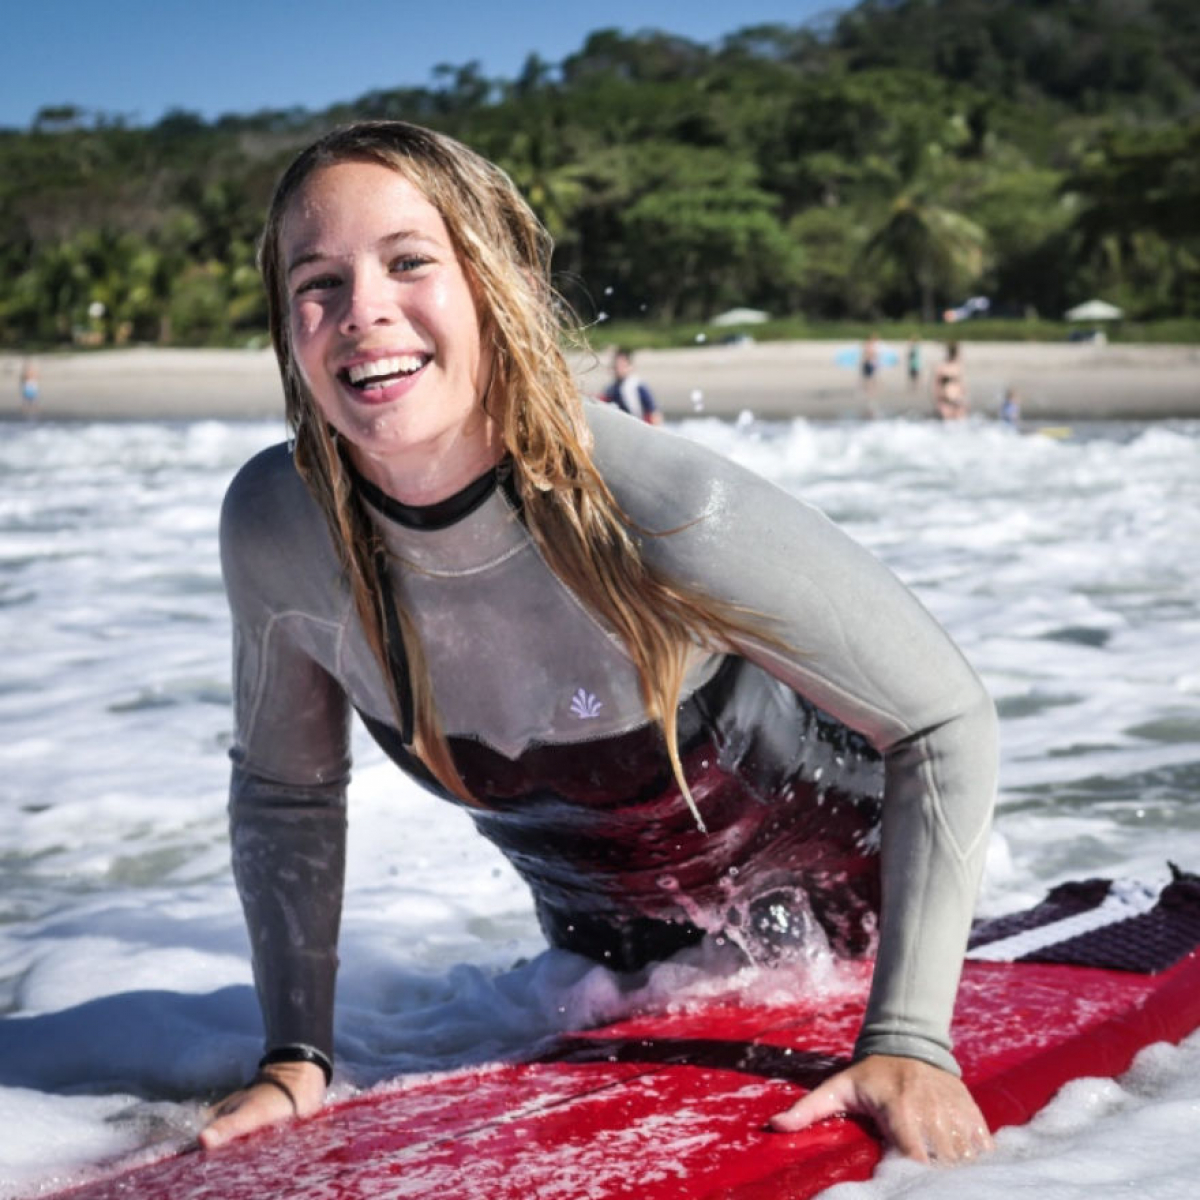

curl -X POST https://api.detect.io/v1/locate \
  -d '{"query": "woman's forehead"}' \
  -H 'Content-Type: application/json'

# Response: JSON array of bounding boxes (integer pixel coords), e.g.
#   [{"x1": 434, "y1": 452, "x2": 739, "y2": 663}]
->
[{"x1": 280, "y1": 160, "x2": 450, "y2": 254}]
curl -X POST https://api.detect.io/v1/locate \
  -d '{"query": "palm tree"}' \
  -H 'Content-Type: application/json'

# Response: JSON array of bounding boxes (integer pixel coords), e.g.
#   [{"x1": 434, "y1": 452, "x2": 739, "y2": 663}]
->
[
  {"x1": 500, "y1": 128, "x2": 586, "y2": 247},
  {"x1": 861, "y1": 190, "x2": 988, "y2": 320}
]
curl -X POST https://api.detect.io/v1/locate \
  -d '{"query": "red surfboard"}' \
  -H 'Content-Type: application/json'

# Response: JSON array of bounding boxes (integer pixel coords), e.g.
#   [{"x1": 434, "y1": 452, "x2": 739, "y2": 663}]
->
[{"x1": 51, "y1": 872, "x2": 1200, "y2": 1200}]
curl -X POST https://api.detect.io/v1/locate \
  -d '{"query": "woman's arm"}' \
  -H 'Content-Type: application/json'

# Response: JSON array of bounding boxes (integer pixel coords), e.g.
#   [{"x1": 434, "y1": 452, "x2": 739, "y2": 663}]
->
[
  {"x1": 588, "y1": 406, "x2": 998, "y2": 1155},
  {"x1": 203, "y1": 446, "x2": 354, "y2": 1145},
  {"x1": 202, "y1": 758, "x2": 346, "y2": 1148}
]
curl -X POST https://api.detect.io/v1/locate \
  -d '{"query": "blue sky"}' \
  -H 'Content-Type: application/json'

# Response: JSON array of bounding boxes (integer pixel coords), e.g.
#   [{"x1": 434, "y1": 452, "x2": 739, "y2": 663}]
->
[{"x1": 3, "y1": 0, "x2": 845, "y2": 130}]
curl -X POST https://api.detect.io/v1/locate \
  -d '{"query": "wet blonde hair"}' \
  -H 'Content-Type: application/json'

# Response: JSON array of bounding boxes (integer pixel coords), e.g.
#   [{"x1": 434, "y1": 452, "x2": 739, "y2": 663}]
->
[{"x1": 259, "y1": 120, "x2": 764, "y2": 829}]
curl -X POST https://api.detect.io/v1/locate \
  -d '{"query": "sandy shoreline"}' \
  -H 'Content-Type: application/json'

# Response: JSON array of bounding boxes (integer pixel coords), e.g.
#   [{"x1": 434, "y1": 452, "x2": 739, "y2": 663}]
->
[{"x1": 2, "y1": 340, "x2": 1198, "y2": 423}]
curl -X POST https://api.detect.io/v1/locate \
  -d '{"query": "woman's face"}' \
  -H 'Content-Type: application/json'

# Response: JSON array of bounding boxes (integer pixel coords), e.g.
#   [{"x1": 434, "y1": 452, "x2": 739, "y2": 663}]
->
[{"x1": 280, "y1": 159, "x2": 498, "y2": 502}]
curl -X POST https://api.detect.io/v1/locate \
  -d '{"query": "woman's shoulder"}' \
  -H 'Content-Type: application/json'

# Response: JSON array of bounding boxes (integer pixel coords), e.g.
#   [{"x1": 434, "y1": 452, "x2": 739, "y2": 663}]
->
[
  {"x1": 583, "y1": 398, "x2": 783, "y2": 529},
  {"x1": 220, "y1": 442, "x2": 323, "y2": 559},
  {"x1": 223, "y1": 443, "x2": 310, "y2": 519},
  {"x1": 586, "y1": 401, "x2": 704, "y2": 523}
]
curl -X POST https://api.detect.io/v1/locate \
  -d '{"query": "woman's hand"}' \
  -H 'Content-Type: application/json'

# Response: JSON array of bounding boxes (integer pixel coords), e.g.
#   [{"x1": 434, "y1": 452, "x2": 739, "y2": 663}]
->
[
  {"x1": 769, "y1": 1053, "x2": 994, "y2": 1164},
  {"x1": 199, "y1": 1060, "x2": 327, "y2": 1150}
]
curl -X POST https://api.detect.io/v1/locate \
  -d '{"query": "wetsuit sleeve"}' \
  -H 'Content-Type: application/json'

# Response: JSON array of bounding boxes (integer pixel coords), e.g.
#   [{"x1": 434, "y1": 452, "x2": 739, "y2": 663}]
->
[
  {"x1": 588, "y1": 404, "x2": 997, "y2": 1075},
  {"x1": 220, "y1": 448, "x2": 352, "y2": 1066}
]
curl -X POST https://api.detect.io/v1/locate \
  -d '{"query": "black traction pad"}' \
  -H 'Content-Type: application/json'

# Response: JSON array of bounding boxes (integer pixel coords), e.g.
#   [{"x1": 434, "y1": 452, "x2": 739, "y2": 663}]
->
[{"x1": 968, "y1": 864, "x2": 1200, "y2": 974}]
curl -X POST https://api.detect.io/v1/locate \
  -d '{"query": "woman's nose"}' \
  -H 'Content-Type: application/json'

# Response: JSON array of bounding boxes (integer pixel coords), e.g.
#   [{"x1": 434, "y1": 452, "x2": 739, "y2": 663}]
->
[{"x1": 338, "y1": 270, "x2": 395, "y2": 335}]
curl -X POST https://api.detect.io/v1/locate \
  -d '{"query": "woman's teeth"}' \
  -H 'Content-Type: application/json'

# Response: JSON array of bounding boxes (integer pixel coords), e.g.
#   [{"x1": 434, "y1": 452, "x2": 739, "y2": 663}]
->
[{"x1": 344, "y1": 355, "x2": 427, "y2": 388}]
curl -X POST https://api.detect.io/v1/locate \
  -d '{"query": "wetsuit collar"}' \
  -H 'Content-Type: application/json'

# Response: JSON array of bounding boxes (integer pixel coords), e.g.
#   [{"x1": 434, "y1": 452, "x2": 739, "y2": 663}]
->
[
  {"x1": 347, "y1": 453, "x2": 526, "y2": 576},
  {"x1": 346, "y1": 456, "x2": 507, "y2": 530}
]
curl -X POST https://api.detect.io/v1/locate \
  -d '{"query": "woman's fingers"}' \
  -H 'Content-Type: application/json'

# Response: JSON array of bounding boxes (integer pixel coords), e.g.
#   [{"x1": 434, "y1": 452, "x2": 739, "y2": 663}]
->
[
  {"x1": 768, "y1": 1074, "x2": 854, "y2": 1134},
  {"x1": 768, "y1": 1054, "x2": 994, "y2": 1167},
  {"x1": 199, "y1": 1061, "x2": 327, "y2": 1150}
]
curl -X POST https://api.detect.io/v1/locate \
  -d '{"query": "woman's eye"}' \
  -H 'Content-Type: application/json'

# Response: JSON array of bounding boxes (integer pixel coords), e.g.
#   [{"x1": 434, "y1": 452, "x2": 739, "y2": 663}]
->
[
  {"x1": 392, "y1": 255, "x2": 430, "y2": 274},
  {"x1": 295, "y1": 274, "x2": 340, "y2": 296}
]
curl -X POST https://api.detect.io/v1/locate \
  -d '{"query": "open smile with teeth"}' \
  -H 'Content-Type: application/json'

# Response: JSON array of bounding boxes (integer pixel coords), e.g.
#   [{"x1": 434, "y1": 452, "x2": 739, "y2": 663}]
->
[{"x1": 341, "y1": 354, "x2": 430, "y2": 390}]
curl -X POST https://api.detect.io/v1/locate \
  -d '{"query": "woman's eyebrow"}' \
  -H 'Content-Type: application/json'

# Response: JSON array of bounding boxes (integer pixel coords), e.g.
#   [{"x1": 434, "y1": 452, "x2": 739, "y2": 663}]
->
[
  {"x1": 286, "y1": 248, "x2": 327, "y2": 276},
  {"x1": 378, "y1": 229, "x2": 442, "y2": 254}
]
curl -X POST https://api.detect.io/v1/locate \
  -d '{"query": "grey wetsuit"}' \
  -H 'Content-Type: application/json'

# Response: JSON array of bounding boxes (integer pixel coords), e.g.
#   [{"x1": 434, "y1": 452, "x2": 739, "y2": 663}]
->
[{"x1": 221, "y1": 402, "x2": 998, "y2": 1076}]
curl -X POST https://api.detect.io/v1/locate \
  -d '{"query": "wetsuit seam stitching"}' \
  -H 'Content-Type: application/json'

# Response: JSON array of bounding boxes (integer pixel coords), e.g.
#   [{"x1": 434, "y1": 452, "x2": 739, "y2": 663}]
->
[
  {"x1": 921, "y1": 754, "x2": 968, "y2": 866},
  {"x1": 391, "y1": 537, "x2": 529, "y2": 578},
  {"x1": 375, "y1": 490, "x2": 529, "y2": 576},
  {"x1": 334, "y1": 592, "x2": 353, "y2": 688},
  {"x1": 443, "y1": 721, "x2": 656, "y2": 760},
  {"x1": 900, "y1": 781, "x2": 939, "y2": 1034},
  {"x1": 243, "y1": 610, "x2": 344, "y2": 750}
]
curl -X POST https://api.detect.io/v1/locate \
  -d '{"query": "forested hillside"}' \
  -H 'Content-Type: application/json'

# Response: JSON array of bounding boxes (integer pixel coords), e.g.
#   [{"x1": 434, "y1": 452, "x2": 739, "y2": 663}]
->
[{"x1": 2, "y1": 0, "x2": 1197, "y2": 347}]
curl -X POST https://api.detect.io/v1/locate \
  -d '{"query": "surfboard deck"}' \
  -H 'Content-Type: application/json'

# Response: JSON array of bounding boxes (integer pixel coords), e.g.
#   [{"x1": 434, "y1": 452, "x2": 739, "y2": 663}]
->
[{"x1": 50, "y1": 874, "x2": 1200, "y2": 1199}]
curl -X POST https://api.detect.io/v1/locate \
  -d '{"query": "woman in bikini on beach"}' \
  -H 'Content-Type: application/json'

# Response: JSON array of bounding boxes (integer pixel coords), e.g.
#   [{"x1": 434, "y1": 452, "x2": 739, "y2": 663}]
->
[
  {"x1": 932, "y1": 342, "x2": 968, "y2": 420},
  {"x1": 199, "y1": 120, "x2": 998, "y2": 1168}
]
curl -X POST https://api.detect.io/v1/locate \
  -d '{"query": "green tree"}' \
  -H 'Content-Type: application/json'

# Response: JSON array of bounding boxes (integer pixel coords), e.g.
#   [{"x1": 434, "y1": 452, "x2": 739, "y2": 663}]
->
[
  {"x1": 3, "y1": 4, "x2": 1200, "y2": 343},
  {"x1": 614, "y1": 143, "x2": 799, "y2": 320},
  {"x1": 1063, "y1": 120, "x2": 1200, "y2": 316},
  {"x1": 498, "y1": 127, "x2": 586, "y2": 246},
  {"x1": 852, "y1": 97, "x2": 991, "y2": 319},
  {"x1": 861, "y1": 190, "x2": 988, "y2": 320},
  {"x1": 787, "y1": 207, "x2": 873, "y2": 319},
  {"x1": 7, "y1": 238, "x2": 91, "y2": 341},
  {"x1": 966, "y1": 166, "x2": 1071, "y2": 317}
]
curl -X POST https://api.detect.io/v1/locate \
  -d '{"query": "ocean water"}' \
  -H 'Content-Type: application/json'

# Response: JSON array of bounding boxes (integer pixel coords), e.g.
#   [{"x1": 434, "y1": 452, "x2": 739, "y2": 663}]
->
[{"x1": 1, "y1": 412, "x2": 1198, "y2": 1198}]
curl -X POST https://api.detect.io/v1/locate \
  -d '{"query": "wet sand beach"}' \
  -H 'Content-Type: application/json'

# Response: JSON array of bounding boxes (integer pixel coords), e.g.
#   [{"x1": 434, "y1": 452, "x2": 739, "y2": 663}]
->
[{"x1": 2, "y1": 340, "x2": 1197, "y2": 423}]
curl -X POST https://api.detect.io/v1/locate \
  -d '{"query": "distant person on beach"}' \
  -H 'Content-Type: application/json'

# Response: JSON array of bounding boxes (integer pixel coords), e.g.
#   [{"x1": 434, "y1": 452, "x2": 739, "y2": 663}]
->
[
  {"x1": 200, "y1": 119, "x2": 997, "y2": 1168},
  {"x1": 999, "y1": 387, "x2": 1021, "y2": 428},
  {"x1": 932, "y1": 342, "x2": 968, "y2": 421},
  {"x1": 859, "y1": 333, "x2": 883, "y2": 418},
  {"x1": 906, "y1": 338, "x2": 921, "y2": 391},
  {"x1": 603, "y1": 347, "x2": 663, "y2": 425},
  {"x1": 860, "y1": 332, "x2": 880, "y2": 398},
  {"x1": 19, "y1": 358, "x2": 39, "y2": 417}
]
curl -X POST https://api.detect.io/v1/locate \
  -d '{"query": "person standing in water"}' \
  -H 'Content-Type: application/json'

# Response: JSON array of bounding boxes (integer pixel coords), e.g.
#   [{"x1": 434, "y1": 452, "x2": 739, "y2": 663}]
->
[
  {"x1": 932, "y1": 342, "x2": 968, "y2": 421},
  {"x1": 200, "y1": 121, "x2": 998, "y2": 1168},
  {"x1": 603, "y1": 346, "x2": 663, "y2": 425},
  {"x1": 19, "y1": 358, "x2": 39, "y2": 417},
  {"x1": 906, "y1": 338, "x2": 922, "y2": 391},
  {"x1": 999, "y1": 387, "x2": 1021, "y2": 428},
  {"x1": 860, "y1": 333, "x2": 880, "y2": 396}
]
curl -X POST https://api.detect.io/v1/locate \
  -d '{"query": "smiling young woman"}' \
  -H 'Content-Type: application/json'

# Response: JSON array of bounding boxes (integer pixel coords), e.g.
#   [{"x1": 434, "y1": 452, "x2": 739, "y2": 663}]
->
[
  {"x1": 280, "y1": 161, "x2": 500, "y2": 504},
  {"x1": 202, "y1": 120, "x2": 998, "y2": 1168}
]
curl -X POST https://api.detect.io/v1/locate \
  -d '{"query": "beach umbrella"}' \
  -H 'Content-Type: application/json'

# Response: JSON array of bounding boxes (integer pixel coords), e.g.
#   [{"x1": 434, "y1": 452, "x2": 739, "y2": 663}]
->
[
  {"x1": 710, "y1": 307, "x2": 770, "y2": 326},
  {"x1": 1064, "y1": 299, "x2": 1124, "y2": 321}
]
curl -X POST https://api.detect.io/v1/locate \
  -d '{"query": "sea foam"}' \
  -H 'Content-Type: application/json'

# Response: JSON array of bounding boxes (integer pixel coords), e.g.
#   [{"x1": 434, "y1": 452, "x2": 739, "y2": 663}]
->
[{"x1": 1, "y1": 414, "x2": 1198, "y2": 1198}]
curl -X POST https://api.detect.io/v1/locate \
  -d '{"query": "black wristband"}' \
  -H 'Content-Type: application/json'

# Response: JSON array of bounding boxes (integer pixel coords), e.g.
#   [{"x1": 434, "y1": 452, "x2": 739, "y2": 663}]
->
[
  {"x1": 250, "y1": 1070, "x2": 299, "y2": 1115},
  {"x1": 259, "y1": 1044, "x2": 334, "y2": 1086}
]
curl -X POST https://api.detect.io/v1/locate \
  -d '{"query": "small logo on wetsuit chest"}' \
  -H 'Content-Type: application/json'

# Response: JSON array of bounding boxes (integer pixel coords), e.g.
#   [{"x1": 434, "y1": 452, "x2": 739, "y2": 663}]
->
[{"x1": 570, "y1": 688, "x2": 604, "y2": 719}]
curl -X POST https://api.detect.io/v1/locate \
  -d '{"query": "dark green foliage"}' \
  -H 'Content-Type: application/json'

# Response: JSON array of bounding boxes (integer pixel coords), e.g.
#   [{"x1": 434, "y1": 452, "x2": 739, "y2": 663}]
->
[{"x1": 2, "y1": 0, "x2": 1198, "y2": 347}]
